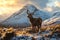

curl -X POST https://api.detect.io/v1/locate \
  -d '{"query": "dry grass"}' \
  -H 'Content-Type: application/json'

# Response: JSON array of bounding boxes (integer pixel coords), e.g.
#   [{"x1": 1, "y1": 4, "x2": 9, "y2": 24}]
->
[{"x1": 0, "y1": 24, "x2": 60, "y2": 38}]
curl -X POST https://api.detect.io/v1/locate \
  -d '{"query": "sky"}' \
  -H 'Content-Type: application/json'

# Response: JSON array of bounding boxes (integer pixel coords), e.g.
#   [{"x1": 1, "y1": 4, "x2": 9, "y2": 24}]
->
[
  {"x1": 0, "y1": 0, "x2": 60, "y2": 19},
  {"x1": 30, "y1": 0, "x2": 60, "y2": 12}
]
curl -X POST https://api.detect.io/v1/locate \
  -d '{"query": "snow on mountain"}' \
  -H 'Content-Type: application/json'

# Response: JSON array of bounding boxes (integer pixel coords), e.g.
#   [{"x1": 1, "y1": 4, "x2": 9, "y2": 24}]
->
[
  {"x1": 1, "y1": 4, "x2": 51, "y2": 27},
  {"x1": 42, "y1": 11, "x2": 60, "y2": 25}
]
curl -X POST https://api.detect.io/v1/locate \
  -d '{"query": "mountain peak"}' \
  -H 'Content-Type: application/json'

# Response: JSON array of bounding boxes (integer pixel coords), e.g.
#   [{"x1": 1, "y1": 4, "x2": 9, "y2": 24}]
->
[
  {"x1": 43, "y1": 11, "x2": 60, "y2": 25},
  {"x1": 1, "y1": 4, "x2": 51, "y2": 27},
  {"x1": 24, "y1": 4, "x2": 36, "y2": 8},
  {"x1": 53, "y1": 11, "x2": 60, "y2": 16},
  {"x1": 23, "y1": 4, "x2": 38, "y2": 13},
  {"x1": 11, "y1": 4, "x2": 37, "y2": 17}
]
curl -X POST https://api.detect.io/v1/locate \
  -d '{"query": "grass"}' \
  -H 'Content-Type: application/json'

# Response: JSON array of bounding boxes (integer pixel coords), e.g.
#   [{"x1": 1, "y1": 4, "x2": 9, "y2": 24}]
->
[{"x1": 0, "y1": 24, "x2": 60, "y2": 40}]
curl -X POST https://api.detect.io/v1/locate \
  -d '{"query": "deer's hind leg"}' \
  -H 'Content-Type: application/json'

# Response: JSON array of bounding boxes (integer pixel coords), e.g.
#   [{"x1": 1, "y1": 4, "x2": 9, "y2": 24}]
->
[
  {"x1": 30, "y1": 25, "x2": 37, "y2": 33},
  {"x1": 37, "y1": 25, "x2": 41, "y2": 32}
]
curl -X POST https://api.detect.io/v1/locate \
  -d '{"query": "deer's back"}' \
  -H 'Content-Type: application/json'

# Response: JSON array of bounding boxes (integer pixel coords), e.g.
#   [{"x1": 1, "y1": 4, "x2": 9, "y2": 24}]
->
[{"x1": 30, "y1": 18, "x2": 42, "y2": 25}]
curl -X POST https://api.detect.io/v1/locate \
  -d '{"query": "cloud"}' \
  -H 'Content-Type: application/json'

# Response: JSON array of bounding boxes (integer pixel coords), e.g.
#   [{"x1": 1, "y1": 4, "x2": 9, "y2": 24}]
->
[
  {"x1": 0, "y1": 0, "x2": 29, "y2": 20},
  {"x1": 44, "y1": 7, "x2": 53, "y2": 12},
  {"x1": 0, "y1": 0, "x2": 29, "y2": 15},
  {"x1": 55, "y1": 1, "x2": 60, "y2": 7},
  {"x1": 0, "y1": 0, "x2": 49, "y2": 16},
  {"x1": 0, "y1": 0, "x2": 28, "y2": 7},
  {"x1": 46, "y1": 0, "x2": 60, "y2": 8},
  {"x1": 29, "y1": 0, "x2": 60, "y2": 12},
  {"x1": 30, "y1": 0, "x2": 48, "y2": 8},
  {"x1": 0, "y1": 0, "x2": 60, "y2": 16},
  {"x1": 45, "y1": 0, "x2": 60, "y2": 12}
]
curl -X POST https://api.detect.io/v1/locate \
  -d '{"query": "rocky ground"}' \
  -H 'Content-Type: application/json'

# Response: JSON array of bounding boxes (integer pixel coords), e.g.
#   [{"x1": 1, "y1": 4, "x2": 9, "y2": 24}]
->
[{"x1": 0, "y1": 24, "x2": 60, "y2": 40}]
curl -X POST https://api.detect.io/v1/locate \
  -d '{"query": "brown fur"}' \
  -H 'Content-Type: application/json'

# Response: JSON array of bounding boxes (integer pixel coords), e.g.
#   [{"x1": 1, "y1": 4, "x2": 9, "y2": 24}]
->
[{"x1": 27, "y1": 10, "x2": 42, "y2": 32}]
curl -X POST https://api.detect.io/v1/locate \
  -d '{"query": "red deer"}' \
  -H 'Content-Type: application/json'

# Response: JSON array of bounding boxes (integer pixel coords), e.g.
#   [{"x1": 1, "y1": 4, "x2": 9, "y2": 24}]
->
[{"x1": 27, "y1": 9, "x2": 42, "y2": 32}]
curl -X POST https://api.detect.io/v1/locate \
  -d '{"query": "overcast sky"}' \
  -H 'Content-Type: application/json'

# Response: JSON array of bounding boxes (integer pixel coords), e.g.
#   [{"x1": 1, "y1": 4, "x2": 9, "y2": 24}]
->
[
  {"x1": 0, "y1": 0, "x2": 60, "y2": 21},
  {"x1": 0, "y1": 0, "x2": 60, "y2": 15},
  {"x1": 30, "y1": 0, "x2": 60, "y2": 12}
]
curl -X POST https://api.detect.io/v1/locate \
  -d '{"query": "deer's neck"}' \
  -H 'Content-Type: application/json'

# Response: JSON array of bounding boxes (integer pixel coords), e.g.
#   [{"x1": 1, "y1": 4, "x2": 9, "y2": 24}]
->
[
  {"x1": 29, "y1": 16, "x2": 33, "y2": 20},
  {"x1": 30, "y1": 17, "x2": 33, "y2": 19}
]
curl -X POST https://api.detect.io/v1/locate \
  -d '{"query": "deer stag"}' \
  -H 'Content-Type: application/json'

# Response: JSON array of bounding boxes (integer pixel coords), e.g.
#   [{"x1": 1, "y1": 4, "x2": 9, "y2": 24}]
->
[{"x1": 27, "y1": 9, "x2": 42, "y2": 32}]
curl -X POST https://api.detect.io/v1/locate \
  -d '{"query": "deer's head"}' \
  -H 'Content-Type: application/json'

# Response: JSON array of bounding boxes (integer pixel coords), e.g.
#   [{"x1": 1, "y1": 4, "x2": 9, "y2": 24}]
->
[
  {"x1": 27, "y1": 9, "x2": 37, "y2": 18},
  {"x1": 27, "y1": 10, "x2": 33, "y2": 18}
]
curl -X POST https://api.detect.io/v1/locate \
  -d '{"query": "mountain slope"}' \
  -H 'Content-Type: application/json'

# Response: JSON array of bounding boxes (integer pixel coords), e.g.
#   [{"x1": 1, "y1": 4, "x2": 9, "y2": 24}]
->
[
  {"x1": 42, "y1": 11, "x2": 60, "y2": 25},
  {"x1": 1, "y1": 4, "x2": 51, "y2": 27}
]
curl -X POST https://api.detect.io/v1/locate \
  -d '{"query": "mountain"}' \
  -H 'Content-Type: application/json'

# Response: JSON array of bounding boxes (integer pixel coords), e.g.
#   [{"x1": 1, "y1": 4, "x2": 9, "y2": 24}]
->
[
  {"x1": 1, "y1": 4, "x2": 51, "y2": 27},
  {"x1": 42, "y1": 11, "x2": 60, "y2": 25}
]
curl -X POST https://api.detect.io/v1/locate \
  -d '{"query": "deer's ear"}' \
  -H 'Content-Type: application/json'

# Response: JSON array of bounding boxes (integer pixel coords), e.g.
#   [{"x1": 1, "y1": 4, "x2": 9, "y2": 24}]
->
[
  {"x1": 27, "y1": 10, "x2": 29, "y2": 14},
  {"x1": 27, "y1": 9, "x2": 30, "y2": 14}
]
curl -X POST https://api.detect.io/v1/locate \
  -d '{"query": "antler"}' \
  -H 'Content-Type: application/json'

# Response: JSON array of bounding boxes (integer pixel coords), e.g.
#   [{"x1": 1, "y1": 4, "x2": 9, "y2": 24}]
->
[
  {"x1": 32, "y1": 8, "x2": 37, "y2": 15},
  {"x1": 27, "y1": 9, "x2": 30, "y2": 14},
  {"x1": 27, "y1": 9, "x2": 29, "y2": 14},
  {"x1": 27, "y1": 8, "x2": 37, "y2": 15}
]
